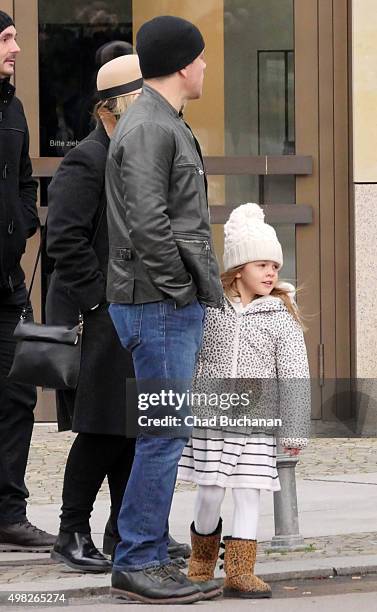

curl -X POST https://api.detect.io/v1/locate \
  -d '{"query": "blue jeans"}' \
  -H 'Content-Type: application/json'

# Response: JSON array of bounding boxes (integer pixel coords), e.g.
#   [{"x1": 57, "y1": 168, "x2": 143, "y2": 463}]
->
[{"x1": 109, "y1": 299, "x2": 205, "y2": 571}]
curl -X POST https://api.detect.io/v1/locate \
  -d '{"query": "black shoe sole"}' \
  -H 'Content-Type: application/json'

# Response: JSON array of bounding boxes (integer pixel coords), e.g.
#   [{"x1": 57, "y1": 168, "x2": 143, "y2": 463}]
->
[
  {"x1": 193, "y1": 578, "x2": 224, "y2": 600},
  {"x1": 51, "y1": 550, "x2": 112, "y2": 573},
  {"x1": 200, "y1": 586, "x2": 223, "y2": 600},
  {"x1": 223, "y1": 587, "x2": 272, "y2": 599},
  {"x1": 111, "y1": 587, "x2": 203, "y2": 604},
  {"x1": 0, "y1": 543, "x2": 53, "y2": 553}
]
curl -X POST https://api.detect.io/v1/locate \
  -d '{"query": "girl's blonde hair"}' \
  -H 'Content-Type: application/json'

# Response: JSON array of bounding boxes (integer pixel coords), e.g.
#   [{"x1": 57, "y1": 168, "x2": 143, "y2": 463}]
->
[
  {"x1": 94, "y1": 92, "x2": 139, "y2": 123},
  {"x1": 221, "y1": 265, "x2": 305, "y2": 328}
]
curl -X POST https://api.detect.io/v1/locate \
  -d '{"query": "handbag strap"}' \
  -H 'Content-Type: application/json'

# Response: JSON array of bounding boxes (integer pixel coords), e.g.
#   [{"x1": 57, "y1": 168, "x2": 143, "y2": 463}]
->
[{"x1": 23, "y1": 198, "x2": 107, "y2": 314}]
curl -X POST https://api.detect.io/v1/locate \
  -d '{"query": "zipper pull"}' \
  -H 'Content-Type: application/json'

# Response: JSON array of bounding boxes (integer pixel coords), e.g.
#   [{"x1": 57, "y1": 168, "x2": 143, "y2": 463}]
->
[
  {"x1": 197, "y1": 167, "x2": 204, "y2": 175},
  {"x1": 204, "y1": 241, "x2": 210, "y2": 250},
  {"x1": 8, "y1": 275, "x2": 14, "y2": 292},
  {"x1": 2, "y1": 163, "x2": 7, "y2": 179}
]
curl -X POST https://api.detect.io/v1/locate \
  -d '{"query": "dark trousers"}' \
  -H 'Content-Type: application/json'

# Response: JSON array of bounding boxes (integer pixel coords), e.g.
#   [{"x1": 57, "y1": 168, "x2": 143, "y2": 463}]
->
[
  {"x1": 60, "y1": 432, "x2": 135, "y2": 534},
  {"x1": 0, "y1": 285, "x2": 37, "y2": 524}
]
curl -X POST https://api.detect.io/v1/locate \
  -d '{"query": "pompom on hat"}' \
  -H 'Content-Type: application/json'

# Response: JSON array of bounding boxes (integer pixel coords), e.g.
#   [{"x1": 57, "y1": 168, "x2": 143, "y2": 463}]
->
[
  {"x1": 96, "y1": 54, "x2": 142, "y2": 100},
  {"x1": 223, "y1": 203, "x2": 283, "y2": 272}
]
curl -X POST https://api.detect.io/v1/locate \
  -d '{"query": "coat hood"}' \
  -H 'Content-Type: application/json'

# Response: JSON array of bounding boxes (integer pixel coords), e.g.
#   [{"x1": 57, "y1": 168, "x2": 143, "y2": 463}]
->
[
  {"x1": 243, "y1": 296, "x2": 288, "y2": 315},
  {"x1": 226, "y1": 280, "x2": 297, "y2": 316}
]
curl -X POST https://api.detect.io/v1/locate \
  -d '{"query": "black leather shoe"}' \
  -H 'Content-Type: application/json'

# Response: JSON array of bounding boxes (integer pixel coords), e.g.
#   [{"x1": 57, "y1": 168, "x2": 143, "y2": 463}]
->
[
  {"x1": 0, "y1": 520, "x2": 56, "y2": 552},
  {"x1": 111, "y1": 565, "x2": 204, "y2": 604},
  {"x1": 102, "y1": 518, "x2": 190, "y2": 563},
  {"x1": 169, "y1": 556, "x2": 187, "y2": 569},
  {"x1": 102, "y1": 518, "x2": 119, "y2": 556},
  {"x1": 165, "y1": 561, "x2": 223, "y2": 600},
  {"x1": 51, "y1": 531, "x2": 112, "y2": 573},
  {"x1": 168, "y1": 534, "x2": 191, "y2": 559}
]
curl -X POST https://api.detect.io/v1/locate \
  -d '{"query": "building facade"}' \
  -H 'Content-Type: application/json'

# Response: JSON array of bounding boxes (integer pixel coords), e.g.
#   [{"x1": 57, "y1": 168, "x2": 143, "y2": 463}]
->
[{"x1": 2, "y1": 0, "x2": 373, "y2": 432}]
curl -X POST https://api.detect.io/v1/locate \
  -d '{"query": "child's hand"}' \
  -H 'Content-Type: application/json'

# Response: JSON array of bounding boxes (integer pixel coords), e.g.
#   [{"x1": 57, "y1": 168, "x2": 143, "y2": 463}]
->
[{"x1": 283, "y1": 447, "x2": 301, "y2": 457}]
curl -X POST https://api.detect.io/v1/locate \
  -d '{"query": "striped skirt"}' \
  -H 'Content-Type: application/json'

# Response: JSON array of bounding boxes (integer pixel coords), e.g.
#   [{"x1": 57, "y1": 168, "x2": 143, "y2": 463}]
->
[{"x1": 178, "y1": 428, "x2": 280, "y2": 491}]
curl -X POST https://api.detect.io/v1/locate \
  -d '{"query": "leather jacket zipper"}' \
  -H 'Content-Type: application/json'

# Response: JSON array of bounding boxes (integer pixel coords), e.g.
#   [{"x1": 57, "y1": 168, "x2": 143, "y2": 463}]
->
[{"x1": 175, "y1": 237, "x2": 210, "y2": 250}]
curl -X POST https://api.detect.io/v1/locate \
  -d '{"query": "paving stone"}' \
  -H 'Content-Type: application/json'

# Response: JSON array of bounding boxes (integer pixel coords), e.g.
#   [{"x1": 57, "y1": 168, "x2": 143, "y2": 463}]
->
[
  {"x1": 26, "y1": 426, "x2": 377, "y2": 503},
  {"x1": 5, "y1": 424, "x2": 374, "y2": 587}
]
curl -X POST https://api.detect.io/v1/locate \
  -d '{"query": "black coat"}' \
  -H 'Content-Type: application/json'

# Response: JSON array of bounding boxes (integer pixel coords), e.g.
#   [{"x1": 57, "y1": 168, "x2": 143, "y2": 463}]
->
[
  {"x1": 0, "y1": 79, "x2": 38, "y2": 291},
  {"x1": 45, "y1": 123, "x2": 135, "y2": 435}
]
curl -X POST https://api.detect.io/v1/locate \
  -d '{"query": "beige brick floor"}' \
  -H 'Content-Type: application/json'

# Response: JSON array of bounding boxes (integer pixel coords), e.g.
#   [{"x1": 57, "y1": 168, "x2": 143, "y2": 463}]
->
[
  {"x1": 0, "y1": 426, "x2": 375, "y2": 585},
  {"x1": 26, "y1": 425, "x2": 377, "y2": 504}
]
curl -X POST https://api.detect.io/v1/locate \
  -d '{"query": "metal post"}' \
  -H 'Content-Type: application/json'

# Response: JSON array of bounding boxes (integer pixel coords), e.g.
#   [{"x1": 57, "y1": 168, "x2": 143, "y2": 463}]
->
[{"x1": 269, "y1": 445, "x2": 306, "y2": 551}]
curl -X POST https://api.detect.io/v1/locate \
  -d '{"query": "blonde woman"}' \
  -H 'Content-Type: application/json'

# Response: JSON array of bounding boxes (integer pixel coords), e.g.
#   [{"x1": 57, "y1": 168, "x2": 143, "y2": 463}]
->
[{"x1": 45, "y1": 56, "x2": 141, "y2": 572}]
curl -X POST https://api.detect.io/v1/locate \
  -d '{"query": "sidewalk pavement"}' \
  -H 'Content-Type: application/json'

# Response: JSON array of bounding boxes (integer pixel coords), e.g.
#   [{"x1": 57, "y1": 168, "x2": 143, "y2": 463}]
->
[{"x1": 0, "y1": 425, "x2": 377, "y2": 597}]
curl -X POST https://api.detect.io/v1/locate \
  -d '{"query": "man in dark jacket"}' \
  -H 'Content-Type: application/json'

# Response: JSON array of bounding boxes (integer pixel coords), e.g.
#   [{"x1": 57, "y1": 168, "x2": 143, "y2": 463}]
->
[
  {"x1": 106, "y1": 16, "x2": 223, "y2": 604},
  {"x1": 0, "y1": 10, "x2": 55, "y2": 551}
]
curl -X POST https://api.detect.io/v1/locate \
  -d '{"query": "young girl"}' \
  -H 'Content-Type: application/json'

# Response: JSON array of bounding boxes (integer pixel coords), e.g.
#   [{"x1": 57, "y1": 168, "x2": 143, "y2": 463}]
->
[{"x1": 178, "y1": 203, "x2": 310, "y2": 599}]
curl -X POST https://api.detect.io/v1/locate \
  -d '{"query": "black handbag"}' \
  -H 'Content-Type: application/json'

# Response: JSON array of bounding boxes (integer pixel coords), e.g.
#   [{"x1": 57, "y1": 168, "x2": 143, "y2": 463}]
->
[
  {"x1": 9, "y1": 311, "x2": 83, "y2": 390},
  {"x1": 8, "y1": 204, "x2": 105, "y2": 390}
]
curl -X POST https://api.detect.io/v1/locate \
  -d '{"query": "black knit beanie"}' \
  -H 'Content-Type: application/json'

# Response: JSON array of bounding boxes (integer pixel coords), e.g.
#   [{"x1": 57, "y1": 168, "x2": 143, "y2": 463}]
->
[
  {"x1": 0, "y1": 10, "x2": 14, "y2": 35},
  {"x1": 136, "y1": 15, "x2": 204, "y2": 79}
]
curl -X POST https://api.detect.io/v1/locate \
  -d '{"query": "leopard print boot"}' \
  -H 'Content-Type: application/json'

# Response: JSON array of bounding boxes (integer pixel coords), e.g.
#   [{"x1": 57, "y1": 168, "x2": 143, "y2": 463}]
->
[
  {"x1": 223, "y1": 537, "x2": 272, "y2": 598},
  {"x1": 188, "y1": 519, "x2": 222, "y2": 580},
  {"x1": 187, "y1": 519, "x2": 223, "y2": 600}
]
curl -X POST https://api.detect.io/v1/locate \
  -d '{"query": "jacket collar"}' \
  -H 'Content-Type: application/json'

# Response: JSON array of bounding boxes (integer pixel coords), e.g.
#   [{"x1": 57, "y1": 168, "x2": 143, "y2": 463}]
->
[
  {"x1": 141, "y1": 83, "x2": 180, "y2": 119},
  {"x1": 93, "y1": 120, "x2": 110, "y2": 146},
  {"x1": 0, "y1": 77, "x2": 15, "y2": 107},
  {"x1": 226, "y1": 294, "x2": 287, "y2": 315}
]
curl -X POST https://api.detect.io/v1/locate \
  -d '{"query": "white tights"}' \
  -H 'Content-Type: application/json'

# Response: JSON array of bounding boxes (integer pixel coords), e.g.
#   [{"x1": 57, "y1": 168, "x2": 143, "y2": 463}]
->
[{"x1": 194, "y1": 485, "x2": 261, "y2": 540}]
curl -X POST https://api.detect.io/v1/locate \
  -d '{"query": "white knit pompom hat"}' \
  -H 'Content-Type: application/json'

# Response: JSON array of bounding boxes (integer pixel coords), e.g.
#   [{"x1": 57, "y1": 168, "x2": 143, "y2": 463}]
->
[{"x1": 223, "y1": 203, "x2": 283, "y2": 272}]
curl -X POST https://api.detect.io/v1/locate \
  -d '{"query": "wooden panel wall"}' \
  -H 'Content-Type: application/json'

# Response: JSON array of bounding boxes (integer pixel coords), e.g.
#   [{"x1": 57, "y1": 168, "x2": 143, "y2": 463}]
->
[{"x1": 296, "y1": 0, "x2": 351, "y2": 420}]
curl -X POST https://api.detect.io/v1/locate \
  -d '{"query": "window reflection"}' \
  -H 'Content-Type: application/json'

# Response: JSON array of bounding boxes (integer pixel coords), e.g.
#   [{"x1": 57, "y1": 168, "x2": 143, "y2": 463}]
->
[
  {"x1": 258, "y1": 51, "x2": 294, "y2": 156},
  {"x1": 224, "y1": 0, "x2": 294, "y2": 206},
  {"x1": 37, "y1": 0, "x2": 297, "y2": 299},
  {"x1": 38, "y1": 0, "x2": 133, "y2": 157}
]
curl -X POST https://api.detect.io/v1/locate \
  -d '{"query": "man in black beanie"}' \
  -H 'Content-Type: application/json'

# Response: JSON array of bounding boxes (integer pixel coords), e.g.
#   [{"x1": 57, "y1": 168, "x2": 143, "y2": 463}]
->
[
  {"x1": 106, "y1": 14, "x2": 223, "y2": 604},
  {"x1": 0, "y1": 11, "x2": 56, "y2": 551}
]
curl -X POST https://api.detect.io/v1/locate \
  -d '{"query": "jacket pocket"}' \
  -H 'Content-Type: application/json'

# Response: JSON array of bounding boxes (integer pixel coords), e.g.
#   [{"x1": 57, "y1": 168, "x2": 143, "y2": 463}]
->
[
  {"x1": 108, "y1": 246, "x2": 135, "y2": 298},
  {"x1": 110, "y1": 246, "x2": 133, "y2": 274},
  {"x1": 2, "y1": 205, "x2": 27, "y2": 281},
  {"x1": 175, "y1": 236, "x2": 210, "y2": 300},
  {"x1": 175, "y1": 161, "x2": 204, "y2": 174}
]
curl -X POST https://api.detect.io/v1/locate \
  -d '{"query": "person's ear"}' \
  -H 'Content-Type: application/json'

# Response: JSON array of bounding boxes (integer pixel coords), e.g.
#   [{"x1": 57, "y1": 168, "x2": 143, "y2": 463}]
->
[{"x1": 235, "y1": 271, "x2": 242, "y2": 278}]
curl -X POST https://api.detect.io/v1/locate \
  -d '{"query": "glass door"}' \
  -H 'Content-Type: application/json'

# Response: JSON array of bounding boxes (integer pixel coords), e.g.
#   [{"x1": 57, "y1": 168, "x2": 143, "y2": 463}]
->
[{"x1": 11, "y1": 0, "x2": 350, "y2": 423}]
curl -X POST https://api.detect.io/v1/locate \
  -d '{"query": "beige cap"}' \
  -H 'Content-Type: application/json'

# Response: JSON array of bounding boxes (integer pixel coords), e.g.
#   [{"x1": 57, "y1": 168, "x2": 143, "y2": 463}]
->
[{"x1": 96, "y1": 54, "x2": 143, "y2": 100}]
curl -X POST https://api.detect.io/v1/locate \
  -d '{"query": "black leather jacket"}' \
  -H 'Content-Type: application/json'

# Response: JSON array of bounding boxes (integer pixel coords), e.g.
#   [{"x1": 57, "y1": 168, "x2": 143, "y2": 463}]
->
[{"x1": 106, "y1": 84, "x2": 223, "y2": 308}]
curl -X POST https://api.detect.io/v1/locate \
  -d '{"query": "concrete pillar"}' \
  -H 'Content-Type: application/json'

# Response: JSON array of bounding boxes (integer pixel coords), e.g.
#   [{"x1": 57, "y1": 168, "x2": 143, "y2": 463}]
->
[
  {"x1": 269, "y1": 450, "x2": 305, "y2": 551},
  {"x1": 352, "y1": 0, "x2": 377, "y2": 430}
]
